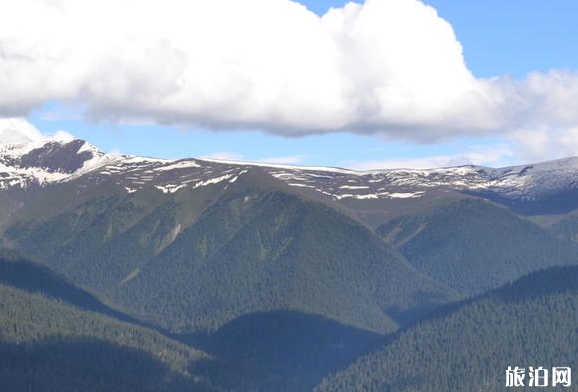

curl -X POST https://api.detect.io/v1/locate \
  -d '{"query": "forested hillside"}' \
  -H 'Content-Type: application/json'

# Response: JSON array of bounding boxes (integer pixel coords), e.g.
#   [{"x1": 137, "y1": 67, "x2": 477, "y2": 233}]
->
[
  {"x1": 315, "y1": 265, "x2": 578, "y2": 392},
  {"x1": 0, "y1": 282, "x2": 216, "y2": 392},
  {"x1": 377, "y1": 198, "x2": 578, "y2": 295},
  {"x1": 0, "y1": 248, "x2": 144, "y2": 324},
  {"x1": 549, "y1": 211, "x2": 578, "y2": 243},
  {"x1": 6, "y1": 180, "x2": 457, "y2": 334},
  {"x1": 185, "y1": 310, "x2": 387, "y2": 392},
  {"x1": 116, "y1": 190, "x2": 456, "y2": 333},
  {"x1": 6, "y1": 140, "x2": 578, "y2": 392},
  {"x1": 0, "y1": 250, "x2": 385, "y2": 392}
]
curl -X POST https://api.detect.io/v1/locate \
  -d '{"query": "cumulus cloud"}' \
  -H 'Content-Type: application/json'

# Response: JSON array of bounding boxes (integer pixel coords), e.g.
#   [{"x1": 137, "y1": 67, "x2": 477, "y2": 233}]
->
[
  {"x1": 0, "y1": 118, "x2": 45, "y2": 143},
  {"x1": 0, "y1": 0, "x2": 577, "y2": 144},
  {"x1": 0, "y1": 117, "x2": 76, "y2": 144},
  {"x1": 49, "y1": 130, "x2": 75, "y2": 142}
]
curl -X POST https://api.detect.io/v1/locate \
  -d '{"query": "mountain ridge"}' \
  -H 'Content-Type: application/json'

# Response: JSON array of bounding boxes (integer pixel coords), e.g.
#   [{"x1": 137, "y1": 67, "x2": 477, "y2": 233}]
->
[
  {"x1": 3, "y1": 138, "x2": 578, "y2": 392},
  {"x1": 4, "y1": 139, "x2": 578, "y2": 216}
]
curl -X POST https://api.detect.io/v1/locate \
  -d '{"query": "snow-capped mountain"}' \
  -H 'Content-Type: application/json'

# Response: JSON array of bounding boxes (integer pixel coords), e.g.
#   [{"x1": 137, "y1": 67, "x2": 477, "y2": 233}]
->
[
  {"x1": 2, "y1": 138, "x2": 578, "y2": 210},
  {"x1": 0, "y1": 139, "x2": 112, "y2": 190}
]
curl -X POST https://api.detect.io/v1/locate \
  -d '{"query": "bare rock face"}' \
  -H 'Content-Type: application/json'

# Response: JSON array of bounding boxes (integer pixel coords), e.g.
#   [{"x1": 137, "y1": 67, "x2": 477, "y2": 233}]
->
[{"x1": 19, "y1": 140, "x2": 97, "y2": 174}]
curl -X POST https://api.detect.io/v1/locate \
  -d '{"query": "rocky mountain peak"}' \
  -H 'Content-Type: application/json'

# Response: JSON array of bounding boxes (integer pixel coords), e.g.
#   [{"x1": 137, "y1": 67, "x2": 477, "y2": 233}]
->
[{"x1": 18, "y1": 139, "x2": 103, "y2": 174}]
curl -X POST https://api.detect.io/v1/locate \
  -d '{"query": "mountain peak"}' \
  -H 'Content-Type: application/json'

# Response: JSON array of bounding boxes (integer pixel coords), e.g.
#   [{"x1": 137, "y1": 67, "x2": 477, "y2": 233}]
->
[
  {"x1": 0, "y1": 138, "x2": 111, "y2": 190},
  {"x1": 19, "y1": 139, "x2": 104, "y2": 174}
]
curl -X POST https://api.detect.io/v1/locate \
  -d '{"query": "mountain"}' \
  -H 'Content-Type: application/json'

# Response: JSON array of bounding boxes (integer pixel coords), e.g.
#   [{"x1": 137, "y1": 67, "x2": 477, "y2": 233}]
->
[
  {"x1": 3, "y1": 171, "x2": 457, "y2": 334},
  {"x1": 5, "y1": 139, "x2": 578, "y2": 218},
  {"x1": 315, "y1": 265, "x2": 578, "y2": 392},
  {"x1": 3, "y1": 139, "x2": 578, "y2": 330},
  {"x1": 4, "y1": 139, "x2": 578, "y2": 391},
  {"x1": 0, "y1": 249, "x2": 388, "y2": 392},
  {"x1": 0, "y1": 248, "x2": 150, "y2": 326},
  {"x1": 0, "y1": 139, "x2": 462, "y2": 391},
  {"x1": 377, "y1": 198, "x2": 578, "y2": 295},
  {"x1": 549, "y1": 210, "x2": 578, "y2": 243},
  {"x1": 0, "y1": 252, "x2": 217, "y2": 392},
  {"x1": 185, "y1": 310, "x2": 386, "y2": 392},
  {"x1": 0, "y1": 138, "x2": 110, "y2": 191}
]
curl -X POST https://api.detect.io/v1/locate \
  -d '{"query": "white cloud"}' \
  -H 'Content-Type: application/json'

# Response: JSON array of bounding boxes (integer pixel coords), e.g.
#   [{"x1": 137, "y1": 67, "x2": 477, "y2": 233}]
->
[
  {"x1": 0, "y1": 117, "x2": 76, "y2": 145},
  {"x1": 509, "y1": 127, "x2": 578, "y2": 164},
  {"x1": 109, "y1": 149, "x2": 123, "y2": 157},
  {"x1": 0, "y1": 117, "x2": 45, "y2": 143},
  {"x1": 259, "y1": 155, "x2": 306, "y2": 164},
  {"x1": 198, "y1": 151, "x2": 305, "y2": 165},
  {"x1": 49, "y1": 130, "x2": 75, "y2": 142},
  {"x1": 0, "y1": 0, "x2": 576, "y2": 142},
  {"x1": 198, "y1": 152, "x2": 245, "y2": 161},
  {"x1": 0, "y1": 0, "x2": 577, "y2": 155},
  {"x1": 347, "y1": 144, "x2": 515, "y2": 170}
]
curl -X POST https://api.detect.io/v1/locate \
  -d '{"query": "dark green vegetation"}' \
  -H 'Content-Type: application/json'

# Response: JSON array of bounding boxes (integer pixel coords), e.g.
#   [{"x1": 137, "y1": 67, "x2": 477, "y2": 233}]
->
[
  {"x1": 117, "y1": 190, "x2": 456, "y2": 333},
  {"x1": 0, "y1": 248, "x2": 141, "y2": 325},
  {"x1": 0, "y1": 267, "x2": 216, "y2": 391},
  {"x1": 377, "y1": 198, "x2": 578, "y2": 295},
  {"x1": 6, "y1": 178, "x2": 456, "y2": 334},
  {"x1": 6, "y1": 160, "x2": 578, "y2": 392},
  {"x1": 315, "y1": 265, "x2": 578, "y2": 392},
  {"x1": 549, "y1": 210, "x2": 578, "y2": 243},
  {"x1": 0, "y1": 174, "x2": 458, "y2": 392},
  {"x1": 0, "y1": 250, "x2": 384, "y2": 392},
  {"x1": 186, "y1": 310, "x2": 386, "y2": 392}
]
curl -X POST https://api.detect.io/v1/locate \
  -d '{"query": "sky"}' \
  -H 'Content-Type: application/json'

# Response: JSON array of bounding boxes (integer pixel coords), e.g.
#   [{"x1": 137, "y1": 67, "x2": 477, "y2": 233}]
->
[{"x1": 2, "y1": 0, "x2": 578, "y2": 169}]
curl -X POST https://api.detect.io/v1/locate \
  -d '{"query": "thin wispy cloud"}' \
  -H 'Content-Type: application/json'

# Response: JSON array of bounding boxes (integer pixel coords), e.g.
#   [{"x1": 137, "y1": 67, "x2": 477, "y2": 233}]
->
[
  {"x1": 198, "y1": 151, "x2": 306, "y2": 165},
  {"x1": 346, "y1": 144, "x2": 516, "y2": 170},
  {"x1": 198, "y1": 152, "x2": 245, "y2": 161},
  {"x1": 259, "y1": 155, "x2": 306, "y2": 164}
]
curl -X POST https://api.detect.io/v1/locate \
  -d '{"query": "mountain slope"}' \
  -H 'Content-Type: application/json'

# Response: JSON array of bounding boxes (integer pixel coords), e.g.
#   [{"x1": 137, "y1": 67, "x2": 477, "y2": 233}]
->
[
  {"x1": 4, "y1": 167, "x2": 457, "y2": 334},
  {"x1": 315, "y1": 265, "x2": 578, "y2": 392},
  {"x1": 0, "y1": 249, "x2": 385, "y2": 392},
  {"x1": 0, "y1": 281, "x2": 216, "y2": 392},
  {"x1": 377, "y1": 198, "x2": 578, "y2": 295},
  {"x1": 185, "y1": 310, "x2": 386, "y2": 392},
  {"x1": 116, "y1": 188, "x2": 457, "y2": 333},
  {"x1": 0, "y1": 248, "x2": 151, "y2": 326},
  {"x1": 5, "y1": 139, "x2": 578, "y2": 391},
  {"x1": 0, "y1": 139, "x2": 111, "y2": 191},
  {"x1": 549, "y1": 210, "x2": 578, "y2": 243}
]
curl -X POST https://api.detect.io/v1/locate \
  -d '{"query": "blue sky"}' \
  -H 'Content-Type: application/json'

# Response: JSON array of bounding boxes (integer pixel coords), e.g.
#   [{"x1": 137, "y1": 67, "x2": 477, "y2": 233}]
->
[
  {"x1": 422, "y1": 0, "x2": 578, "y2": 78},
  {"x1": 19, "y1": 0, "x2": 578, "y2": 168}
]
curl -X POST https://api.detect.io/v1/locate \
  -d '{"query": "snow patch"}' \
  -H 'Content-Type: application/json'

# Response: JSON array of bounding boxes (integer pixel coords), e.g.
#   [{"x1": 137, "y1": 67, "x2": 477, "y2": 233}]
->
[
  {"x1": 387, "y1": 192, "x2": 425, "y2": 199},
  {"x1": 339, "y1": 185, "x2": 370, "y2": 190},
  {"x1": 154, "y1": 160, "x2": 201, "y2": 171}
]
